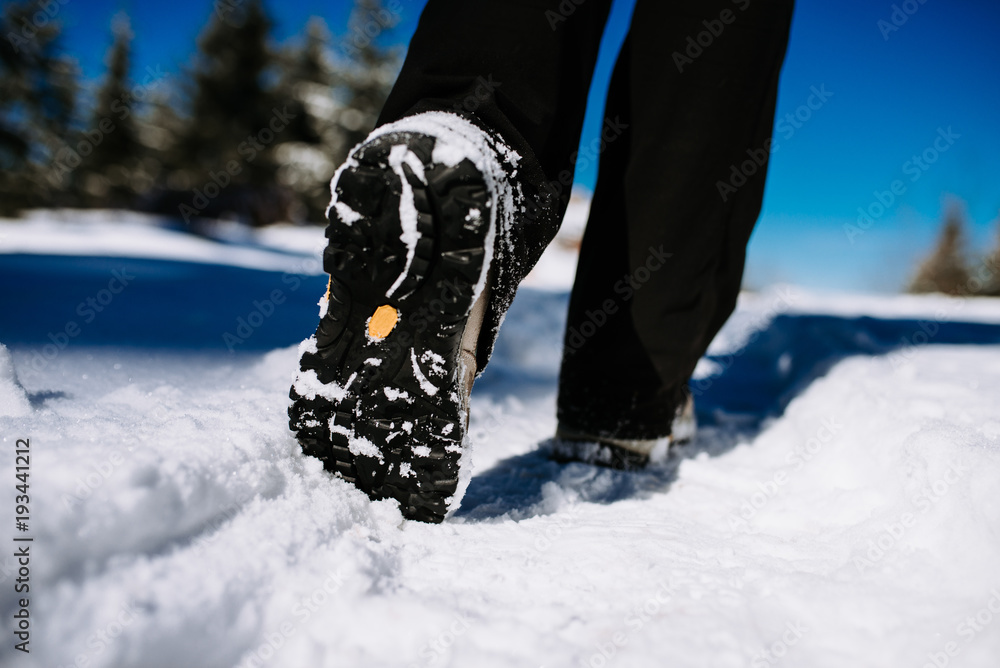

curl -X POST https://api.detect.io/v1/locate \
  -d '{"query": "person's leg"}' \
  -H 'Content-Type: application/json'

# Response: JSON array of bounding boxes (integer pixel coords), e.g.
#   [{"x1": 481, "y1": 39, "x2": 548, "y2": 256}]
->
[
  {"x1": 558, "y1": 0, "x2": 795, "y2": 442},
  {"x1": 378, "y1": 0, "x2": 614, "y2": 370},
  {"x1": 292, "y1": 1, "x2": 618, "y2": 520},
  {"x1": 380, "y1": 0, "x2": 613, "y2": 199},
  {"x1": 556, "y1": 33, "x2": 683, "y2": 443}
]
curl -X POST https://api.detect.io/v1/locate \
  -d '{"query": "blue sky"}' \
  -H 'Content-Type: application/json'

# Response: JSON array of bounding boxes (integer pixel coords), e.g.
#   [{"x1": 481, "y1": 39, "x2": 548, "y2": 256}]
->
[{"x1": 51, "y1": 0, "x2": 1000, "y2": 292}]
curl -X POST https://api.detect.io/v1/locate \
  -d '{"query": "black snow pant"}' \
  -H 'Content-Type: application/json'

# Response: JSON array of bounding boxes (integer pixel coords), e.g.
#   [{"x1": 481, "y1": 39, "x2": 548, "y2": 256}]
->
[{"x1": 378, "y1": 0, "x2": 795, "y2": 440}]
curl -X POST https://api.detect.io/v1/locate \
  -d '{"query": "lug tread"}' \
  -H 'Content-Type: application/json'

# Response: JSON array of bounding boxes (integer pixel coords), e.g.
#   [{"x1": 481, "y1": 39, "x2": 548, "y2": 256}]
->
[{"x1": 288, "y1": 131, "x2": 494, "y2": 523}]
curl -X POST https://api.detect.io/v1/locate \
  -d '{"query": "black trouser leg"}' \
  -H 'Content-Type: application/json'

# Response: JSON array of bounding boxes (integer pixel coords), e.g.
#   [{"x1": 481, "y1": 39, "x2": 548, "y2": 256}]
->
[
  {"x1": 376, "y1": 1, "x2": 614, "y2": 371},
  {"x1": 379, "y1": 0, "x2": 612, "y2": 192},
  {"x1": 558, "y1": 0, "x2": 795, "y2": 440}
]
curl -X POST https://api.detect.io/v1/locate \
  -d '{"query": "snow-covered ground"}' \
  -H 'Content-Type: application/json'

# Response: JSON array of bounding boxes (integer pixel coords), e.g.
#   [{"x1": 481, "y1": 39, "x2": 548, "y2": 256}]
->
[{"x1": 2, "y1": 212, "x2": 1000, "y2": 668}]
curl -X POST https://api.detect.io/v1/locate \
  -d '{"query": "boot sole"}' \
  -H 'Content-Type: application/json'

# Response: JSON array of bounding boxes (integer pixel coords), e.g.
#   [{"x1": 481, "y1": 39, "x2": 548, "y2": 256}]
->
[
  {"x1": 549, "y1": 397, "x2": 697, "y2": 470},
  {"x1": 289, "y1": 132, "x2": 493, "y2": 523},
  {"x1": 548, "y1": 440, "x2": 656, "y2": 471}
]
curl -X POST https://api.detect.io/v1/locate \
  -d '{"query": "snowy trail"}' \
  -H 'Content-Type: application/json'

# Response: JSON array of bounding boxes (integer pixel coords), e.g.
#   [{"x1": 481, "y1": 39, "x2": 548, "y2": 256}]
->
[{"x1": 2, "y1": 216, "x2": 1000, "y2": 667}]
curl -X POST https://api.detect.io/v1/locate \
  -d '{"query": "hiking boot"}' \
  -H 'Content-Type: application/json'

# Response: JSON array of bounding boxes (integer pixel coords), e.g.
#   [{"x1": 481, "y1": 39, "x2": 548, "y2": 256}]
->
[
  {"x1": 289, "y1": 112, "x2": 513, "y2": 523},
  {"x1": 549, "y1": 394, "x2": 696, "y2": 470}
]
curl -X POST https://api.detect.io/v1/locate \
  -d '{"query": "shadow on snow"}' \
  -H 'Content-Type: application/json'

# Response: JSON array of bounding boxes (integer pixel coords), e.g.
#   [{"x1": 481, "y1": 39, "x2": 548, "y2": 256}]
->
[{"x1": 457, "y1": 294, "x2": 1000, "y2": 520}]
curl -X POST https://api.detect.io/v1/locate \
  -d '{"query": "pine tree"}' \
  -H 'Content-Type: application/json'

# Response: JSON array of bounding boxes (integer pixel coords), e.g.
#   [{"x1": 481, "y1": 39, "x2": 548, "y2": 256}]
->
[
  {"x1": 80, "y1": 13, "x2": 145, "y2": 208},
  {"x1": 0, "y1": 0, "x2": 78, "y2": 213},
  {"x1": 334, "y1": 0, "x2": 400, "y2": 155},
  {"x1": 977, "y1": 214, "x2": 1000, "y2": 297},
  {"x1": 273, "y1": 17, "x2": 338, "y2": 222},
  {"x1": 908, "y1": 205, "x2": 973, "y2": 296},
  {"x1": 268, "y1": 2, "x2": 401, "y2": 224},
  {"x1": 170, "y1": 0, "x2": 288, "y2": 225}
]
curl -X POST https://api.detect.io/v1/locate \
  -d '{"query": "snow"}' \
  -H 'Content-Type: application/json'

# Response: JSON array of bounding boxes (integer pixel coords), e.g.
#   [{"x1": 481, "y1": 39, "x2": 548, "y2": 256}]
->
[
  {"x1": 385, "y1": 144, "x2": 426, "y2": 298},
  {"x1": 410, "y1": 349, "x2": 439, "y2": 397},
  {"x1": 0, "y1": 344, "x2": 31, "y2": 417},
  {"x1": 332, "y1": 201, "x2": 362, "y2": 225},
  {"x1": 348, "y1": 434, "x2": 383, "y2": 463},
  {"x1": 383, "y1": 386, "x2": 411, "y2": 403},
  {"x1": 0, "y1": 210, "x2": 326, "y2": 276},
  {"x1": 2, "y1": 213, "x2": 1000, "y2": 667},
  {"x1": 291, "y1": 363, "x2": 353, "y2": 404}
]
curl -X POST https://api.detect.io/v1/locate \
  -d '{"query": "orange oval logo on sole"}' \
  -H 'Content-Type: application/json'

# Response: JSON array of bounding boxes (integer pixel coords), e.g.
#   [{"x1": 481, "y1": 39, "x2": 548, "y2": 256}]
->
[{"x1": 368, "y1": 305, "x2": 399, "y2": 339}]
